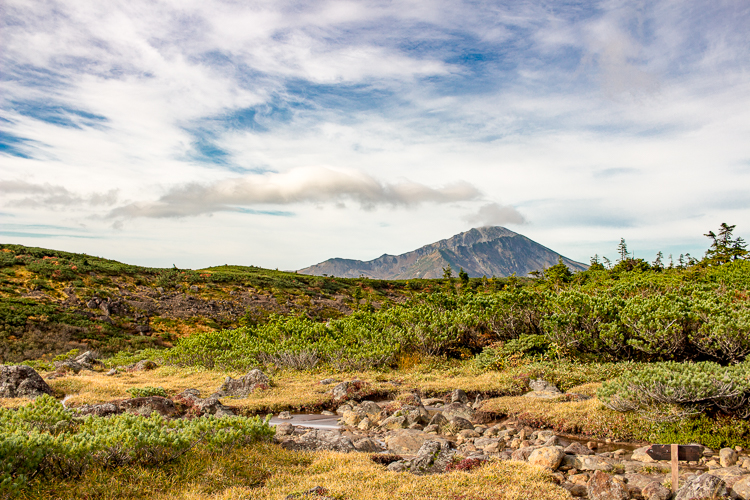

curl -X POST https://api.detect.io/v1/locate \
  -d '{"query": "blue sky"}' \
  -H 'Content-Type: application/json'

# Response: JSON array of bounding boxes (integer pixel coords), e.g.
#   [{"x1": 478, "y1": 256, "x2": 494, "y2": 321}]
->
[{"x1": 1, "y1": 0, "x2": 749, "y2": 269}]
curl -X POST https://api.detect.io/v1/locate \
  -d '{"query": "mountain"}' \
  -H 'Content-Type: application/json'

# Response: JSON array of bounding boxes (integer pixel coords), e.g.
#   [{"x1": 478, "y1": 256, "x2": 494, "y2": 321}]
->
[{"x1": 297, "y1": 226, "x2": 588, "y2": 279}]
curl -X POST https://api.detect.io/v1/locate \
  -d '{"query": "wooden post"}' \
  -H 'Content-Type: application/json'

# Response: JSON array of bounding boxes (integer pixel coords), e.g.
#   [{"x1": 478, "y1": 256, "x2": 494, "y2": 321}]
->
[{"x1": 671, "y1": 443, "x2": 679, "y2": 493}]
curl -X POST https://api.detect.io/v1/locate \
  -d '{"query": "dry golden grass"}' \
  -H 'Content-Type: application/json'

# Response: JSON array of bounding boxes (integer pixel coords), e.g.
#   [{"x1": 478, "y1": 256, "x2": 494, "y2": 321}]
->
[
  {"x1": 16, "y1": 363, "x2": 531, "y2": 414},
  {"x1": 221, "y1": 451, "x2": 572, "y2": 500},
  {"x1": 23, "y1": 443, "x2": 572, "y2": 500},
  {"x1": 480, "y1": 384, "x2": 649, "y2": 442}
]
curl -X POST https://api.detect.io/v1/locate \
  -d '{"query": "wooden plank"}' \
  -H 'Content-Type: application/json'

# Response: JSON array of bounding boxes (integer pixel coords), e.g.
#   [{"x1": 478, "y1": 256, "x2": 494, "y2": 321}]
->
[
  {"x1": 671, "y1": 443, "x2": 679, "y2": 493},
  {"x1": 645, "y1": 444, "x2": 703, "y2": 462}
]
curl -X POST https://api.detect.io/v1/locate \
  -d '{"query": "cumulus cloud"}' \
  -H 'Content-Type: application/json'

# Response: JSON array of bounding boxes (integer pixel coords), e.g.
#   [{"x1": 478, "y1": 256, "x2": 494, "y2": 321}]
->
[
  {"x1": 0, "y1": 180, "x2": 119, "y2": 208},
  {"x1": 463, "y1": 202, "x2": 526, "y2": 227},
  {"x1": 108, "y1": 167, "x2": 481, "y2": 219}
]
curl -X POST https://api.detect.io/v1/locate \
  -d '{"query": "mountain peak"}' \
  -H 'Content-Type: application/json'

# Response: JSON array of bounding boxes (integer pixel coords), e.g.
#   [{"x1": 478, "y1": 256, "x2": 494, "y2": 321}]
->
[{"x1": 298, "y1": 226, "x2": 587, "y2": 279}]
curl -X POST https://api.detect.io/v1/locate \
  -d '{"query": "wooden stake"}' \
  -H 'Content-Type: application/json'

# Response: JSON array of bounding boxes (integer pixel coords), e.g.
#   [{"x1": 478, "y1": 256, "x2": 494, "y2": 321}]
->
[{"x1": 671, "y1": 443, "x2": 679, "y2": 493}]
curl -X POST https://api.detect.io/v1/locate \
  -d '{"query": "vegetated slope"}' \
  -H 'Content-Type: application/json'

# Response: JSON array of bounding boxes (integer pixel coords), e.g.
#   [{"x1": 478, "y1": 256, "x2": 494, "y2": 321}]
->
[
  {"x1": 298, "y1": 226, "x2": 588, "y2": 279},
  {"x1": 0, "y1": 244, "x2": 412, "y2": 363}
]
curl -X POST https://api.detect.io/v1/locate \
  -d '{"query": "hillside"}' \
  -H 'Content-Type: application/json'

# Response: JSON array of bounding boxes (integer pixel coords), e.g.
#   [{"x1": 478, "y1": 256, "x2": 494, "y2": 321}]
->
[
  {"x1": 0, "y1": 244, "x2": 412, "y2": 363},
  {"x1": 298, "y1": 226, "x2": 587, "y2": 279}
]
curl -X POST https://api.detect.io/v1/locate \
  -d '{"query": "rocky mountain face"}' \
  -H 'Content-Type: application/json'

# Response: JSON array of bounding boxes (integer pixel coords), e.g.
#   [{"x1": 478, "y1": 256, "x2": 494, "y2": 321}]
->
[{"x1": 298, "y1": 226, "x2": 587, "y2": 279}]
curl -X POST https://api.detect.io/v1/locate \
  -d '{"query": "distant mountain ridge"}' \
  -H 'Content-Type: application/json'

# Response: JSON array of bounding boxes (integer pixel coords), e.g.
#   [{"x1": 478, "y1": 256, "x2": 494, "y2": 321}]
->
[{"x1": 298, "y1": 226, "x2": 588, "y2": 279}]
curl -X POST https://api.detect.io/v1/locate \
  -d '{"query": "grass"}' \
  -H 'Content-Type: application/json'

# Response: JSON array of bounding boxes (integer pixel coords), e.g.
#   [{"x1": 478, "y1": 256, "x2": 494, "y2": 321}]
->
[{"x1": 21, "y1": 443, "x2": 572, "y2": 500}]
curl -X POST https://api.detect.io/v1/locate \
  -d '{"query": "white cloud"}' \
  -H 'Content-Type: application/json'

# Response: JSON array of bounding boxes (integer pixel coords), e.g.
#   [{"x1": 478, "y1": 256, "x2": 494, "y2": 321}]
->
[
  {"x1": 463, "y1": 202, "x2": 526, "y2": 227},
  {"x1": 107, "y1": 166, "x2": 481, "y2": 219}
]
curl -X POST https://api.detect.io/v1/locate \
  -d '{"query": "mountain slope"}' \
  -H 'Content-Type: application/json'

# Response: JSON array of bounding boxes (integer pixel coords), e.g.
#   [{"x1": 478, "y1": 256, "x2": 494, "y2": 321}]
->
[{"x1": 298, "y1": 226, "x2": 587, "y2": 278}]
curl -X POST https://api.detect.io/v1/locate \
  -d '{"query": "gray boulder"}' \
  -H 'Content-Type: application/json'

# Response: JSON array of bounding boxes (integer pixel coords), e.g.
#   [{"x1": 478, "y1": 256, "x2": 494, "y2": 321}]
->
[
  {"x1": 281, "y1": 429, "x2": 355, "y2": 453},
  {"x1": 410, "y1": 439, "x2": 456, "y2": 475},
  {"x1": 0, "y1": 365, "x2": 54, "y2": 398},
  {"x1": 675, "y1": 473, "x2": 727, "y2": 500},
  {"x1": 218, "y1": 369, "x2": 270, "y2": 397},
  {"x1": 177, "y1": 388, "x2": 235, "y2": 417},
  {"x1": 451, "y1": 389, "x2": 469, "y2": 404}
]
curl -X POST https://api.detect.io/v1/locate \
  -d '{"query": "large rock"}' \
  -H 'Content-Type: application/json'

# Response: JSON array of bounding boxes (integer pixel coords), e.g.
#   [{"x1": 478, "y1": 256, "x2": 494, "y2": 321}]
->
[
  {"x1": 563, "y1": 454, "x2": 615, "y2": 472},
  {"x1": 733, "y1": 475, "x2": 750, "y2": 500},
  {"x1": 564, "y1": 441, "x2": 595, "y2": 456},
  {"x1": 528, "y1": 447, "x2": 565, "y2": 470},
  {"x1": 385, "y1": 429, "x2": 432, "y2": 454},
  {"x1": 0, "y1": 365, "x2": 54, "y2": 398},
  {"x1": 674, "y1": 473, "x2": 727, "y2": 500},
  {"x1": 587, "y1": 470, "x2": 629, "y2": 500},
  {"x1": 218, "y1": 369, "x2": 270, "y2": 397},
  {"x1": 410, "y1": 439, "x2": 456, "y2": 475},
  {"x1": 119, "y1": 396, "x2": 178, "y2": 417},
  {"x1": 511, "y1": 446, "x2": 540, "y2": 462},
  {"x1": 76, "y1": 402, "x2": 122, "y2": 417},
  {"x1": 281, "y1": 429, "x2": 354, "y2": 453}
]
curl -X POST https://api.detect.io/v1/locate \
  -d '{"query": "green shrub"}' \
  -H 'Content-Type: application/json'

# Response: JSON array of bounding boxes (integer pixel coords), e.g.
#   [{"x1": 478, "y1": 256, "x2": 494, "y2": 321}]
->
[
  {"x1": 126, "y1": 386, "x2": 168, "y2": 398},
  {"x1": 597, "y1": 361, "x2": 750, "y2": 419},
  {"x1": 0, "y1": 395, "x2": 273, "y2": 495}
]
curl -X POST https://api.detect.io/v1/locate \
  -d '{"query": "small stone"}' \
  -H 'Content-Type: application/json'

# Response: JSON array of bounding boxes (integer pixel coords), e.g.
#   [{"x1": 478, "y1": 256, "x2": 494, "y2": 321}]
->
[
  {"x1": 586, "y1": 441, "x2": 598, "y2": 450},
  {"x1": 733, "y1": 475, "x2": 750, "y2": 500},
  {"x1": 451, "y1": 389, "x2": 469, "y2": 405},
  {"x1": 275, "y1": 423, "x2": 294, "y2": 436},
  {"x1": 278, "y1": 411, "x2": 293, "y2": 420},
  {"x1": 105, "y1": 368, "x2": 117, "y2": 376}
]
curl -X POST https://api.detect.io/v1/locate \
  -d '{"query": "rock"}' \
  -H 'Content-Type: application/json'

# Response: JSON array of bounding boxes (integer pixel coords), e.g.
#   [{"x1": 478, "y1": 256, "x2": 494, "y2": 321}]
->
[
  {"x1": 176, "y1": 389, "x2": 235, "y2": 417},
  {"x1": 422, "y1": 398, "x2": 445, "y2": 406},
  {"x1": 526, "y1": 379, "x2": 562, "y2": 398},
  {"x1": 565, "y1": 441, "x2": 595, "y2": 456},
  {"x1": 353, "y1": 437, "x2": 383, "y2": 453},
  {"x1": 458, "y1": 429, "x2": 480, "y2": 439},
  {"x1": 528, "y1": 447, "x2": 565, "y2": 470},
  {"x1": 511, "y1": 446, "x2": 540, "y2": 462},
  {"x1": 332, "y1": 382, "x2": 349, "y2": 400},
  {"x1": 357, "y1": 418, "x2": 373, "y2": 431},
  {"x1": 451, "y1": 389, "x2": 469, "y2": 405},
  {"x1": 720, "y1": 448, "x2": 739, "y2": 468},
  {"x1": 428, "y1": 412, "x2": 449, "y2": 428},
  {"x1": 674, "y1": 473, "x2": 727, "y2": 500},
  {"x1": 0, "y1": 365, "x2": 54, "y2": 398},
  {"x1": 359, "y1": 401, "x2": 382, "y2": 417},
  {"x1": 562, "y1": 482, "x2": 588, "y2": 497},
  {"x1": 218, "y1": 369, "x2": 270, "y2": 397},
  {"x1": 587, "y1": 441, "x2": 598, "y2": 450},
  {"x1": 76, "y1": 402, "x2": 122, "y2": 417},
  {"x1": 388, "y1": 461, "x2": 408, "y2": 472},
  {"x1": 275, "y1": 423, "x2": 294, "y2": 436},
  {"x1": 710, "y1": 466, "x2": 746, "y2": 488},
  {"x1": 587, "y1": 470, "x2": 629, "y2": 500},
  {"x1": 281, "y1": 429, "x2": 354, "y2": 453},
  {"x1": 733, "y1": 475, "x2": 750, "y2": 500},
  {"x1": 631, "y1": 446, "x2": 658, "y2": 463},
  {"x1": 566, "y1": 455, "x2": 615, "y2": 472},
  {"x1": 54, "y1": 360, "x2": 85, "y2": 374},
  {"x1": 105, "y1": 369, "x2": 117, "y2": 376},
  {"x1": 641, "y1": 481, "x2": 671, "y2": 500},
  {"x1": 380, "y1": 415, "x2": 408, "y2": 430},
  {"x1": 424, "y1": 424, "x2": 439, "y2": 434},
  {"x1": 385, "y1": 429, "x2": 431, "y2": 454},
  {"x1": 320, "y1": 378, "x2": 338, "y2": 385},
  {"x1": 73, "y1": 351, "x2": 100, "y2": 369},
  {"x1": 120, "y1": 396, "x2": 178, "y2": 417},
  {"x1": 410, "y1": 439, "x2": 456, "y2": 475},
  {"x1": 448, "y1": 416, "x2": 475, "y2": 431},
  {"x1": 278, "y1": 411, "x2": 293, "y2": 420},
  {"x1": 130, "y1": 360, "x2": 157, "y2": 371},
  {"x1": 440, "y1": 402, "x2": 475, "y2": 422}
]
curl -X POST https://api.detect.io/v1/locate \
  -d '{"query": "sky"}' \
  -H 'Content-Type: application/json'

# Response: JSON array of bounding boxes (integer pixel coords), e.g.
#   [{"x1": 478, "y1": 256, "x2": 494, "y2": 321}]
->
[{"x1": 1, "y1": 0, "x2": 749, "y2": 270}]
